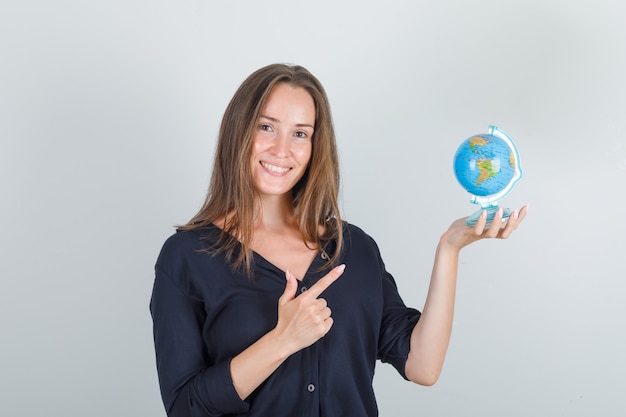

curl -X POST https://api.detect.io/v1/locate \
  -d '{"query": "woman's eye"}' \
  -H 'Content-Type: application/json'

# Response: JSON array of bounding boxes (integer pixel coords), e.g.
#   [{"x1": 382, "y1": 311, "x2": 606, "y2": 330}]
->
[
  {"x1": 259, "y1": 124, "x2": 272, "y2": 132},
  {"x1": 294, "y1": 131, "x2": 308, "y2": 139}
]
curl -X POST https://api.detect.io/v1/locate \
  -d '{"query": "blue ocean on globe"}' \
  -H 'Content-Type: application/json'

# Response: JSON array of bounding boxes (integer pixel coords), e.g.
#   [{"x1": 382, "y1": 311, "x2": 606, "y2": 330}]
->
[{"x1": 453, "y1": 134, "x2": 517, "y2": 197}]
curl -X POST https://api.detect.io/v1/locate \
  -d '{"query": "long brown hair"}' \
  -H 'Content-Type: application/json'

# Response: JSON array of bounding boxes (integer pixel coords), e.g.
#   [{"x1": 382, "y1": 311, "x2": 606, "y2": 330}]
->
[{"x1": 181, "y1": 64, "x2": 343, "y2": 277}]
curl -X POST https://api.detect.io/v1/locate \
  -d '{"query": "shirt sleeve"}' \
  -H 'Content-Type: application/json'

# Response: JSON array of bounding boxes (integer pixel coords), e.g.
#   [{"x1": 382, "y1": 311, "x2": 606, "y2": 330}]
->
[
  {"x1": 375, "y1": 248, "x2": 422, "y2": 380},
  {"x1": 150, "y1": 236, "x2": 250, "y2": 416}
]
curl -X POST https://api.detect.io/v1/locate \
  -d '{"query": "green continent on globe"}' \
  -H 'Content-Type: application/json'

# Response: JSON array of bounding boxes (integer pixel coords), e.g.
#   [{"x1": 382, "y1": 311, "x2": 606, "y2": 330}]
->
[
  {"x1": 467, "y1": 136, "x2": 500, "y2": 186},
  {"x1": 469, "y1": 136, "x2": 489, "y2": 152},
  {"x1": 476, "y1": 158, "x2": 498, "y2": 186}
]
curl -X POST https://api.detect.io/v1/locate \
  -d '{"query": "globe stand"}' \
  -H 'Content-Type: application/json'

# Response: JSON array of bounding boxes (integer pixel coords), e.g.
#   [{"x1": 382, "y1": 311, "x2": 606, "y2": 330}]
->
[{"x1": 465, "y1": 206, "x2": 512, "y2": 227}]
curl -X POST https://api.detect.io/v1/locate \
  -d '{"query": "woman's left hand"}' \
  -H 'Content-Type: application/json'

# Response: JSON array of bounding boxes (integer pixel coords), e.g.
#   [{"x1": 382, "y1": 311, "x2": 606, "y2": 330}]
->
[{"x1": 442, "y1": 205, "x2": 529, "y2": 251}]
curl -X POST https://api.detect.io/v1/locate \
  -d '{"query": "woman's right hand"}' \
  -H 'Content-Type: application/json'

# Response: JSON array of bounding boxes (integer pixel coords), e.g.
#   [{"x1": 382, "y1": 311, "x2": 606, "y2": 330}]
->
[
  {"x1": 229, "y1": 264, "x2": 346, "y2": 400},
  {"x1": 274, "y1": 265, "x2": 346, "y2": 354}
]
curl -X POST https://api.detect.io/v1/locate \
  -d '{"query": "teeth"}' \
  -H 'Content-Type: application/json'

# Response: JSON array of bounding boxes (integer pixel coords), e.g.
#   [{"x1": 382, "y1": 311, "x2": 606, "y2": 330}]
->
[{"x1": 261, "y1": 162, "x2": 290, "y2": 173}]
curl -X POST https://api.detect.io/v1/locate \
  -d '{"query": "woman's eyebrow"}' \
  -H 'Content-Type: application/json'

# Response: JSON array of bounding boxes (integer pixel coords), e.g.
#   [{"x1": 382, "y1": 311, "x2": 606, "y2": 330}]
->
[{"x1": 259, "y1": 115, "x2": 314, "y2": 129}]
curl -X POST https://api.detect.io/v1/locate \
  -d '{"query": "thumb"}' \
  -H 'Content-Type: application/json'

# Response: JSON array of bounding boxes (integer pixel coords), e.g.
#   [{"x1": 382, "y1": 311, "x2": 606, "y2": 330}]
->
[{"x1": 279, "y1": 270, "x2": 297, "y2": 306}]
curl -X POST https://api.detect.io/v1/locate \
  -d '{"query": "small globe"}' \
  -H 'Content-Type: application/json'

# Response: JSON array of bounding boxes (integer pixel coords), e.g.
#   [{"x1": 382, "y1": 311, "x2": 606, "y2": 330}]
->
[
  {"x1": 454, "y1": 134, "x2": 517, "y2": 197},
  {"x1": 453, "y1": 126, "x2": 522, "y2": 226}
]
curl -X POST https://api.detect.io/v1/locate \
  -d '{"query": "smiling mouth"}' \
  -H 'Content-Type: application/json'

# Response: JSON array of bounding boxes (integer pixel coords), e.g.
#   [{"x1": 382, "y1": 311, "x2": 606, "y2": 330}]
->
[{"x1": 261, "y1": 161, "x2": 291, "y2": 174}]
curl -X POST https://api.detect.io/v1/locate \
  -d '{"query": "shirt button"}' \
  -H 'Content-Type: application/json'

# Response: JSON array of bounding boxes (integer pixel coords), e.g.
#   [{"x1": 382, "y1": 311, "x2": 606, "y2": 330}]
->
[
  {"x1": 320, "y1": 252, "x2": 328, "y2": 260},
  {"x1": 300, "y1": 286, "x2": 308, "y2": 293},
  {"x1": 307, "y1": 384, "x2": 315, "y2": 393}
]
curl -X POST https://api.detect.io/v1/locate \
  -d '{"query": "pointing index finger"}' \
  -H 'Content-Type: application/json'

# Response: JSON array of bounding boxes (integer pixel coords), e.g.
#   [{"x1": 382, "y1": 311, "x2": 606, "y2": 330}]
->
[{"x1": 305, "y1": 264, "x2": 345, "y2": 299}]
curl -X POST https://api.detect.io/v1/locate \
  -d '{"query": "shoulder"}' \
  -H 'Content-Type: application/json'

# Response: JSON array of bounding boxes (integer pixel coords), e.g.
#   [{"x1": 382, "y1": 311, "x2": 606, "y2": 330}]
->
[
  {"x1": 154, "y1": 226, "x2": 232, "y2": 301},
  {"x1": 156, "y1": 227, "x2": 219, "y2": 273},
  {"x1": 343, "y1": 222, "x2": 377, "y2": 243},
  {"x1": 342, "y1": 221, "x2": 381, "y2": 256},
  {"x1": 158, "y1": 227, "x2": 209, "y2": 255}
]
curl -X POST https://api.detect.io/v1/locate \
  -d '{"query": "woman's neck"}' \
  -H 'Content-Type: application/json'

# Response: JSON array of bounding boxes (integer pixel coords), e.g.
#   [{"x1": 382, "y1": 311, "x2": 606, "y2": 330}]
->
[{"x1": 254, "y1": 194, "x2": 297, "y2": 232}]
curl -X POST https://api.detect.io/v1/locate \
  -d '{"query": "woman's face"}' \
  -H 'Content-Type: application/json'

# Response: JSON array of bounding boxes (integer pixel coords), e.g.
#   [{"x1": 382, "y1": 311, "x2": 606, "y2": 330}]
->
[{"x1": 250, "y1": 83, "x2": 315, "y2": 200}]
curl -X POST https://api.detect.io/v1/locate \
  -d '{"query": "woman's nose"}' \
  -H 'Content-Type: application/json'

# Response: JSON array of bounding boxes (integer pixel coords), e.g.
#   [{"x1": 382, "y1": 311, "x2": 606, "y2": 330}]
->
[{"x1": 272, "y1": 133, "x2": 290, "y2": 157}]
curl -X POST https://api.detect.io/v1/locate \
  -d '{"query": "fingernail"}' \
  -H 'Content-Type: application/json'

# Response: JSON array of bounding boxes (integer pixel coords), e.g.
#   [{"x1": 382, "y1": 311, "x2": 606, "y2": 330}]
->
[{"x1": 337, "y1": 264, "x2": 346, "y2": 274}]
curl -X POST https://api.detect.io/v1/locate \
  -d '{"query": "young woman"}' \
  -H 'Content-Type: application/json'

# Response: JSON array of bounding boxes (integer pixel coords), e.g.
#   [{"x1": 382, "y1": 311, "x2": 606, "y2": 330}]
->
[{"x1": 150, "y1": 63, "x2": 528, "y2": 417}]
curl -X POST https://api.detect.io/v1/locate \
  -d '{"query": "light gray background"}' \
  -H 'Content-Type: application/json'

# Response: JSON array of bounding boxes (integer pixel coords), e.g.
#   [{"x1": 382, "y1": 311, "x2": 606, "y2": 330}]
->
[{"x1": 2, "y1": 1, "x2": 625, "y2": 416}]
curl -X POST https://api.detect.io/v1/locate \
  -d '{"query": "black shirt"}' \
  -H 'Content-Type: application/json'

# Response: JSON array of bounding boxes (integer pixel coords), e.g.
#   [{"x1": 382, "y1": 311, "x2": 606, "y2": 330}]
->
[{"x1": 150, "y1": 223, "x2": 421, "y2": 416}]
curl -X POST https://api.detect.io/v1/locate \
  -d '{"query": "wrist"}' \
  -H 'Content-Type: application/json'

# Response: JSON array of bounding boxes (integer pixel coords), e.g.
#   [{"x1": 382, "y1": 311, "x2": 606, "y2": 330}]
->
[
  {"x1": 266, "y1": 328, "x2": 296, "y2": 361},
  {"x1": 438, "y1": 233, "x2": 462, "y2": 256}
]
